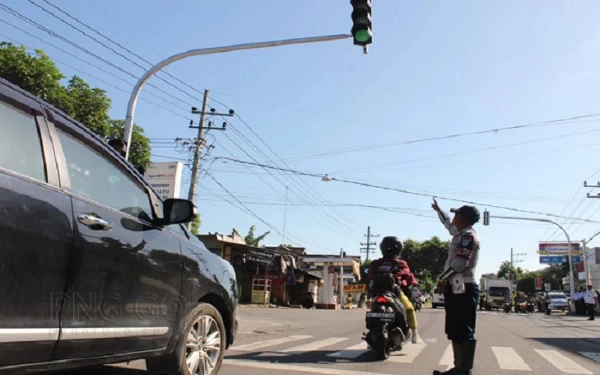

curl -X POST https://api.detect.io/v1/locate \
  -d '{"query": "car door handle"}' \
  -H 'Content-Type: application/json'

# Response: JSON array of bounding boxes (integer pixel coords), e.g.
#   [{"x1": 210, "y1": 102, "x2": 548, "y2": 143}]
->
[{"x1": 77, "y1": 214, "x2": 112, "y2": 231}]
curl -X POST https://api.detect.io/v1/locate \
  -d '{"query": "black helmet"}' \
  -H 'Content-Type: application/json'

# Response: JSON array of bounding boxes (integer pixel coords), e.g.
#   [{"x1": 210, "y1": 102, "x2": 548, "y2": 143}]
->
[{"x1": 380, "y1": 236, "x2": 402, "y2": 257}]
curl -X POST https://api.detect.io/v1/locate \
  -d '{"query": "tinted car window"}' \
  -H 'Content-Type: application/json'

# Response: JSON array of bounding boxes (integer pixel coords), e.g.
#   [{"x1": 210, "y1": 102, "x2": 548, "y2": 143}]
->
[
  {"x1": 55, "y1": 128, "x2": 153, "y2": 221},
  {"x1": 0, "y1": 100, "x2": 46, "y2": 182}
]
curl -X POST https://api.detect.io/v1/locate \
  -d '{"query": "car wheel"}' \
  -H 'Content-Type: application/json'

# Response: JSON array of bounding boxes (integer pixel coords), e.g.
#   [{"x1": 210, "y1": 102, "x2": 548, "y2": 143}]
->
[{"x1": 147, "y1": 303, "x2": 226, "y2": 375}]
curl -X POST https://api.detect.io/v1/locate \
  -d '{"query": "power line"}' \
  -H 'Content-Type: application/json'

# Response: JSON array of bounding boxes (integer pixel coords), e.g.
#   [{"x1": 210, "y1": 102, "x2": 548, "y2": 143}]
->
[
  {"x1": 213, "y1": 156, "x2": 600, "y2": 224},
  {"x1": 282, "y1": 114, "x2": 600, "y2": 161}
]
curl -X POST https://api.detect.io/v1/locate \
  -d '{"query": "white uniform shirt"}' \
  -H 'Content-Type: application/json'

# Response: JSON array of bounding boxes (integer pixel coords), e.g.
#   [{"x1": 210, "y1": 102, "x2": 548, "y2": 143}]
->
[{"x1": 584, "y1": 290, "x2": 596, "y2": 304}]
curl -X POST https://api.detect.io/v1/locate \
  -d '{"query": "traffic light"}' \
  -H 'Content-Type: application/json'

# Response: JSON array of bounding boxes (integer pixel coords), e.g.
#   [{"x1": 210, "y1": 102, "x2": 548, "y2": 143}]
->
[
  {"x1": 350, "y1": 0, "x2": 372, "y2": 47},
  {"x1": 483, "y1": 210, "x2": 490, "y2": 226}
]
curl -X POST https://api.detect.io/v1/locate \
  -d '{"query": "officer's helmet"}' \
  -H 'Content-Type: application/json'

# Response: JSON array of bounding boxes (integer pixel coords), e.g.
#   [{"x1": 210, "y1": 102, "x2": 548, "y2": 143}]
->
[{"x1": 380, "y1": 236, "x2": 403, "y2": 257}]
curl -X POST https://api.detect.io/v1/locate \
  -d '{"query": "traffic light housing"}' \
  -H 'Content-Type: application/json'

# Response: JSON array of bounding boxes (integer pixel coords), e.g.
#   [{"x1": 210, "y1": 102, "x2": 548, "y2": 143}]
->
[
  {"x1": 350, "y1": 0, "x2": 372, "y2": 47},
  {"x1": 483, "y1": 210, "x2": 490, "y2": 226}
]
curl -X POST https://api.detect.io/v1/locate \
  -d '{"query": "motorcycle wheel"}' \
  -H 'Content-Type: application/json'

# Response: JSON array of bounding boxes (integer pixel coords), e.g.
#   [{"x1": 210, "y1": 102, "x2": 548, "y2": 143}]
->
[{"x1": 375, "y1": 332, "x2": 390, "y2": 360}]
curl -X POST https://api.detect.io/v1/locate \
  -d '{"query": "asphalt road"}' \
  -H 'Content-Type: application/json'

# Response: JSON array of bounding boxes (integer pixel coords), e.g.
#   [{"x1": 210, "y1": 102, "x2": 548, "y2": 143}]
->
[{"x1": 59, "y1": 306, "x2": 600, "y2": 375}]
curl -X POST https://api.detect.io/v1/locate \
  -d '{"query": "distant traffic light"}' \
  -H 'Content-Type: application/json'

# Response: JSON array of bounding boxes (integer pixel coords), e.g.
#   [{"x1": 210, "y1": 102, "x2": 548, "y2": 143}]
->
[
  {"x1": 483, "y1": 210, "x2": 490, "y2": 226},
  {"x1": 350, "y1": 0, "x2": 372, "y2": 47}
]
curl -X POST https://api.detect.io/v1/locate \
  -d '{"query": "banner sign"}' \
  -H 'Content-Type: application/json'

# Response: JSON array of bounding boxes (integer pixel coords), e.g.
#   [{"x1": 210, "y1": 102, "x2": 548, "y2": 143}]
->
[
  {"x1": 343, "y1": 284, "x2": 366, "y2": 293},
  {"x1": 144, "y1": 162, "x2": 183, "y2": 200},
  {"x1": 535, "y1": 277, "x2": 543, "y2": 290},
  {"x1": 538, "y1": 242, "x2": 581, "y2": 264},
  {"x1": 247, "y1": 249, "x2": 276, "y2": 266}
]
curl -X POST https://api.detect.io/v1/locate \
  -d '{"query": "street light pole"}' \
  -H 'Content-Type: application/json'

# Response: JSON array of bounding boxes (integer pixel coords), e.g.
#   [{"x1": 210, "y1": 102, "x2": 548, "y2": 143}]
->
[
  {"x1": 123, "y1": 34, "x2": 352, "y2": 159},
  {"x1": 489, "y1": 214, "x2": 576, "y2": 312}
]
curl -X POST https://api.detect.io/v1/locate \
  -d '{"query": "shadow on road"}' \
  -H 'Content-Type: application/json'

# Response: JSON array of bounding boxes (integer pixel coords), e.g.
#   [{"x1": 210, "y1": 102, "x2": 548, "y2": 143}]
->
[
  {"x1": 528, "y1": 337, "x2": 600, "y2": 364},
  {"x1": 227, "y1": 349, "x2": 387, "y2": 364},
  {"x1": 60, "y1": 365, "x2": 146, "y2": 374}
]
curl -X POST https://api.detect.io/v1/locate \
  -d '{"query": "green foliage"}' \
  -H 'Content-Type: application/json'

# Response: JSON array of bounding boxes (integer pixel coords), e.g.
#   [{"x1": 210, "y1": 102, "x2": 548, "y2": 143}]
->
[
  {"x1": 497, "y1": 260, "x2": 523, "y2": 280},
  {"x1": 401, "y1": 236, "x2": 449, "y2": 281},
  {"x1": 233, "y1": 225, "x2": 270, "y2": 247},
  {"x1": 190, "y1": 215, "x2": 201, "y2": 235},
  {"x1": 0, "y1": 42, "x2": 150, "y2": 170},
  {"x1": 516, "y1": 264, "x2": 571, "y2": 294}
]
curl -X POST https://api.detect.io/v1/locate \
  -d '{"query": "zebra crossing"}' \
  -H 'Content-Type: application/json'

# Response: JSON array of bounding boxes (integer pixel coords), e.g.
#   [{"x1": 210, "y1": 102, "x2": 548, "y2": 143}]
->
[{"x1": 227, "y1": 334, "x2": 598, "y2": 374}]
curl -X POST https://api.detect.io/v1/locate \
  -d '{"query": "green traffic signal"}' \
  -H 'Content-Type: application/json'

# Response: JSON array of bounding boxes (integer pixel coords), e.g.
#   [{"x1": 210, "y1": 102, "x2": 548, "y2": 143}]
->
[
  {"x1": 350, "y1": 0, "x2": 372, "y2": 47},
  {"x1": 354, "y1": 29, "x2": 371, "y2": 43}
]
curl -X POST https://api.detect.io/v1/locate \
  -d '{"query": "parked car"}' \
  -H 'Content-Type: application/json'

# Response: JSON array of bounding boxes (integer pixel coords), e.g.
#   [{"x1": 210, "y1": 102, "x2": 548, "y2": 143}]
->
[{"x1": 0, "y1": 77, "x2": 237, "y2": 375}]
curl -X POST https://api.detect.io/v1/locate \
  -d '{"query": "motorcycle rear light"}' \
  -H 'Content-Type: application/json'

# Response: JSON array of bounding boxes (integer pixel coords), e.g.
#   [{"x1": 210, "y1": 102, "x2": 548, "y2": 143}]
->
[{"x1": 376, "y1": 296, "x2": 388, "y2": 303}]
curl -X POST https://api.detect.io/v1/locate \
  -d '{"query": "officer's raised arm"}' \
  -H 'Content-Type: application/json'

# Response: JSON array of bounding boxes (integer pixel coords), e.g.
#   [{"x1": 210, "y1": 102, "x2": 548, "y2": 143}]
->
[{"x1": 432, "y1": 198, "x2": 458, "y2": 236}]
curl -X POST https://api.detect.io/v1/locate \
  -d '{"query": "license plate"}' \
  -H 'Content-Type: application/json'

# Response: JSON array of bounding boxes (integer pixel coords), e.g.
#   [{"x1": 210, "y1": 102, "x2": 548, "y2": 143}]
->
[
  {"x1": 366, "y1": 312, "x2": 395, "y2": 321},
  {"x1": 439, "y1": 298, "x2": 444, "y2": 302}
]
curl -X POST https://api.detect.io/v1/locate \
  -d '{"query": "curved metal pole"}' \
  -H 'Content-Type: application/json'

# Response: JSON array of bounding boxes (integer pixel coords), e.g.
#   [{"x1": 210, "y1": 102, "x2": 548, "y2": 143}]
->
[
  {"x1": 492, "y1": 215, "x2": 576, "y2": 312},
  {"x1": 123, "y1": 34, "x2": 352, "y2": 159}
]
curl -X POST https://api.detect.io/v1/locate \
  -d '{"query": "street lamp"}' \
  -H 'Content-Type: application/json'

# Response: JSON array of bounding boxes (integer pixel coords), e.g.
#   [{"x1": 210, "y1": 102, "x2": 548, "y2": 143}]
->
[{"x1": 122, "y1": 34, "x2": 352, "y2": 160}]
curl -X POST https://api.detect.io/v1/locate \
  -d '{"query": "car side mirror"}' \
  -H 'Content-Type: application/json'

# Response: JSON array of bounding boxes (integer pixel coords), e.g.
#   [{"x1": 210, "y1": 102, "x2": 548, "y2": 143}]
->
[{"x1": 160, "y1": 198, "x2": 197, "y2": 225}]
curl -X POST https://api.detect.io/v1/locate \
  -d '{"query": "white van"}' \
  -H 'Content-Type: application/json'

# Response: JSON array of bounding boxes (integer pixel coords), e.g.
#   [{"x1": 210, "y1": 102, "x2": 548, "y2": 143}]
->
[{"x1": 432, "y1": 292, "x2": 445, "y2": 308}]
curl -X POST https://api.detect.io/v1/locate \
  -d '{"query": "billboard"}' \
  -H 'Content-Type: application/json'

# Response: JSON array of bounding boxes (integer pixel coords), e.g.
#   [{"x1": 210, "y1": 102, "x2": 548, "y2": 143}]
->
[
  {"x1": 144, "y1": 162, "x2": 183, "y2": 200},
  {"x1": 538, "y1": 242, "x2": 581, "y2": 264}
]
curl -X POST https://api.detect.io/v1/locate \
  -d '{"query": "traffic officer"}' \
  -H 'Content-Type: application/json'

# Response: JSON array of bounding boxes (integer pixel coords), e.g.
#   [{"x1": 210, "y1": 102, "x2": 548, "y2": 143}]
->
[{"x1": 432, "y1": 199, "x2": 481, "y2": 375}]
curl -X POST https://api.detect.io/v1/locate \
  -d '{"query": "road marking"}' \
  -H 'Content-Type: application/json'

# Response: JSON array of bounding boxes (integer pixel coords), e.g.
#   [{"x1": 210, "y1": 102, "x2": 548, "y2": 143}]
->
[
  {"x1": 224, "y1": 359, "x2": 391, "y2": 375},
  {"x1": 230, "y1": 335, "x2": 312, "y2": 352},
  {"x1": 439, "y1": 344, "x2": 454, "y2": 371},
  {"x1": 579, "y1": 352, "x2": 600, "y2": 364},
  {"x1": 328, "y1": 342, "x2": 368, "y2": 359},
  {"x1": 282, "y1": 337, "x2": 349, "y2": 353},
  {"x1": 388, "y1": 342, "x2": 427, "y2": 363},
  {"x1": 535, "y1": 349, "x2": 593, "y2": 374},
  {"x1": 491, "y1": 347, "x2": 531, "y2": 371}
]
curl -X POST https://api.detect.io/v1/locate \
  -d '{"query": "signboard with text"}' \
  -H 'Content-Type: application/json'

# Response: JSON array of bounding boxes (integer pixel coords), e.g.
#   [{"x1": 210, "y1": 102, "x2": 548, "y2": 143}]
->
[
  {"x1": 538, "y1": 242, "x2": 581, "y2": 264},
  {"x1": 144, "y1": 162, "x2": 183, "y2": 200},
  {"x1": 343, "y1": 284, "x2": 366, "y2": 293},
  {"x1": 247, "y1": 249, "x2": 276, "y2": 266},
  {"x1": 535, "y1": 277, "x2": 543, "y2": 290}
]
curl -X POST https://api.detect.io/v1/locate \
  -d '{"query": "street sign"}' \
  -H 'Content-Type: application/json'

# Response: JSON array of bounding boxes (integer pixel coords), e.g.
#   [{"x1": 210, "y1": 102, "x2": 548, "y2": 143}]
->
[
  {"x1": 535, "y1": 277, "x2": 543, "y2": 290},
  {"x1": 544, "y1": 283, "x2": 551, "y2": 292},
  {"x1": 344, "y1": 284, "x2": 366, "y2": 293}
]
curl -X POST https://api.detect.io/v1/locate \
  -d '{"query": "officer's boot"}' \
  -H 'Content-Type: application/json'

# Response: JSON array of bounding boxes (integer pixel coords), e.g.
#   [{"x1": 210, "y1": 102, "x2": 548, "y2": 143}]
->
[
  {"x1": 432, "y1": 341, "x2": 462, "y2": 375},
  {"x1": 460, "y1": 340, "x2": 477, "y2": 375}
]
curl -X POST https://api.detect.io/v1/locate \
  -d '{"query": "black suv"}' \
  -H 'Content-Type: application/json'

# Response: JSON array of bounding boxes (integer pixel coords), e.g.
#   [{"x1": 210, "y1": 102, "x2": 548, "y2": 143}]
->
[{"x1": 0, "y1": 77, "x2": 237, "y2": 375}]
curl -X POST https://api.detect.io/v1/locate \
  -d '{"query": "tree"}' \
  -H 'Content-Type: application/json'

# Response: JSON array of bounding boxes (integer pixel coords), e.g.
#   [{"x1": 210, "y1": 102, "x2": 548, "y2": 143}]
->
[
  {"x1": 190, "y1": 215, "x2": 201, "y2": 235},
  {"x1": 0, "y1": 42, "x2": 150, "y2": 170},
  {"x1": 497, "y1": 261, "x2": 523, "y2": 280},
  {"x1": 233, "y1": 226, "x2": 270, "y2": 247}
]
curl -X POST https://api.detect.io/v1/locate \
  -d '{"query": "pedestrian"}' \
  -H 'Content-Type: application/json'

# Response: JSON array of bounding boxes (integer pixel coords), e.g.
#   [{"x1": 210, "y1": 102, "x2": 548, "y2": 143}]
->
[
  {"x1": 431, "y1": 199, "x2": 480, "y2": 375},
  {"x1": 583, "y1": 285, "x2": 597, "y2": 321}
]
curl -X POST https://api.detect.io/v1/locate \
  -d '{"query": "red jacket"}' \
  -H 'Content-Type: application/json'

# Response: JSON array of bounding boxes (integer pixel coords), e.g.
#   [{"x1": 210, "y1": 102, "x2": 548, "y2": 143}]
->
[{"x1": 368, "y1": 256, "x2": 418, "y2": 287}]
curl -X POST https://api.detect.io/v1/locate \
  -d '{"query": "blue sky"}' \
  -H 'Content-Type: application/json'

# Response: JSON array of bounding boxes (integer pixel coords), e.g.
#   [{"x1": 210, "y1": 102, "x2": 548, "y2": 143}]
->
[{"x1": 2, "y1": 0, "x2": 600, "y2": 279}]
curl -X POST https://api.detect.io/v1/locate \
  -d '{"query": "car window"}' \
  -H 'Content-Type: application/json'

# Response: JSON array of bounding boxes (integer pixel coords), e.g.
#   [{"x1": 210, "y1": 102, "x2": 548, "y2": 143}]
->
[
  {"x1": 55, "y1": 128, "x2": 153, "y2": 221},
  {"x1": 0, "y1": 100, "x2": 46, "y2": 182}
]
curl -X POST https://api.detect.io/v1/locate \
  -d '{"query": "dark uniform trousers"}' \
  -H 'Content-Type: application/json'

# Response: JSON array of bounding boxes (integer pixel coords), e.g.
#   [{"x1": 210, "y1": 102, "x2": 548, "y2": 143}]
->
[
  {"x1": 434, "y1": 282, "x2": 480, "y2": 375},
  {"x1": 444, "y1": 283, "x2": 479, "y2": 341}
]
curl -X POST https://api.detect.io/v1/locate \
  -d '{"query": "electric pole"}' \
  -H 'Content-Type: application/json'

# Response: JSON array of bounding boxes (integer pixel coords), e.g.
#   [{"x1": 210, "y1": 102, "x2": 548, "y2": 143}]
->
[
  {"x1": 584, "y1": 181, "x2": 600, "y2": 198},
  {"x1": 510, "y1": 247, "x2": 527, "y2": 268},
  {"x1": 360, "y1": 226, "x2": 379, "y2": 261},
  {"x1": 186, "y1": 89, "x2": 234, "y2": 229}
]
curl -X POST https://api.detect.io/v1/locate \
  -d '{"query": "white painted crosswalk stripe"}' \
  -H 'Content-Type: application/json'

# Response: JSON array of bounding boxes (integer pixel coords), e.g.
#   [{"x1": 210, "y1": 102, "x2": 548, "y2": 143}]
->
[
  {"x1": 282, "y1": 337, "x2": 349, "y2": 353},
  {"x1": 231, "y1": 335, "x2": 312, "y2": 352},
  {"x1": 535, "y1": 349, "x2": 593, "y2": 375},
  {"x1": 328, "y1": 342, "x2": 367, "y2": 359},
  {"x1": 388, "y1": 342, "x2": 427, "y2": 363},
  {"x1": 492, "y1": 347, "x2": 531, "y2": 371},
  {"x1": 438, "y1": 344, "x2": 454, "y2": 371}
]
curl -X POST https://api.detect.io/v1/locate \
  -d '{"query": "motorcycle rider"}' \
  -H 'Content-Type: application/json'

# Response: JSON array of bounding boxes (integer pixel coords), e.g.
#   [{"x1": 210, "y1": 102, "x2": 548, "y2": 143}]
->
[{"x1": 368, "y1": 236, "x2": 422, "y2": 344}]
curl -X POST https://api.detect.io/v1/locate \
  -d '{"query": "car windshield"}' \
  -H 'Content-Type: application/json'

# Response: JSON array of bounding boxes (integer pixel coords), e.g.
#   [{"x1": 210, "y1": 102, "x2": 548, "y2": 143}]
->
[
  {"x1": 489, "y1": 287, "x2": 510, "y2": 297},
  {"x1": 550, "y1": 294, "x2": 566, "y2": 299}
]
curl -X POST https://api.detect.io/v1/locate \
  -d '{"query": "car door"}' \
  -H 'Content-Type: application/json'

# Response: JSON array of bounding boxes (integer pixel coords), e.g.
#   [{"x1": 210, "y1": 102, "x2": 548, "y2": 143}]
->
[
  {"x1": 45, "y1": 115, "x2": 183, "y2": 360},
  {"x1": 0, "y1": 86, "x2": 73, "y2": 367}
]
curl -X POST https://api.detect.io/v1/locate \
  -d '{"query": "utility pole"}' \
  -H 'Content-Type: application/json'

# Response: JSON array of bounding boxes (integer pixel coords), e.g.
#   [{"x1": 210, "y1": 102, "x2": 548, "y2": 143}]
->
[
  {"x1": 340, "y1": 248, "x2": 345, "y2": 308},
  {"x1": 281, "y1": 186, "x2": 289, "y2": 244},
  {"x1": 187, "y1": 89, "x2": 210, "y2": 205},
  {"x1": 510, "y1": 247, "x2": 526, "y2": 268},
  {"x1": 360, "y1": 226, "x2": 379, "y2": 261},
  {"x1": 186, "y1": 90, "x2": 233, "y2": 229},
  {"x1": 584, "y1": 181, "x2": 600, "y2": 198}
]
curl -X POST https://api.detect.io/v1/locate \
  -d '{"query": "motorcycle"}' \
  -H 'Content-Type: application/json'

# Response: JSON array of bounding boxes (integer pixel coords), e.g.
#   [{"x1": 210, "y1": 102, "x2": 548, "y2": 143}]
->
[
  {"x1": 363, "y1": 274, "x2": 410, "y2": 360},
  {"x1": 503, "y1": 301, "x2": 512, "y2": 313},
  {"x1": 526, "y1": 300, "x2": 535, "y2": 314},
  {"x1": 412, "y1": 296, "x2": 422, "y2": 312}
]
